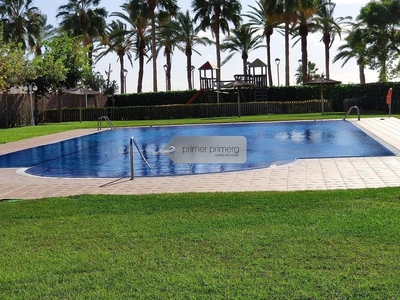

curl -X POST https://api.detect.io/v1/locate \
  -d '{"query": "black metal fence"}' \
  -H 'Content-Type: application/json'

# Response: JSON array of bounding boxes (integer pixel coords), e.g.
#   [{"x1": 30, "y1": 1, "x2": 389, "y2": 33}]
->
[{"x1": 44, "y1": 100, "x2": 331, "y2": 122}]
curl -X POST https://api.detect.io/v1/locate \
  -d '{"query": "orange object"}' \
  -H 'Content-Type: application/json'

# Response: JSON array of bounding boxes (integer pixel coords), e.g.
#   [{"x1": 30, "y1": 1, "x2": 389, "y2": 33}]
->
[{"x1": 386, "y1": 88, "x2": 393, "y2": 105}]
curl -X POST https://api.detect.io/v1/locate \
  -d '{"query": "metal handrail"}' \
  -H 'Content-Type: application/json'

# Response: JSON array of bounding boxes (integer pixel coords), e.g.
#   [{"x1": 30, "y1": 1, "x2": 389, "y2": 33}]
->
[
  {"x1": 130, "y1": 137, "x2": 151, "y2": 180},
  {"x1": 343, "y1": 106, "x2": 360, "y2": 121},
  {"x1": 97, "y1": 116, "x2": 115, "y2": 130}
]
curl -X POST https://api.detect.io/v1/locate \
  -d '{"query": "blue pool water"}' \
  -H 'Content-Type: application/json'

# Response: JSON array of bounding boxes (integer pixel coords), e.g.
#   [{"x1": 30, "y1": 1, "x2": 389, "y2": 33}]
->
[{"x1": 0, "y1": 120, "x2": 395, "y2": 178}]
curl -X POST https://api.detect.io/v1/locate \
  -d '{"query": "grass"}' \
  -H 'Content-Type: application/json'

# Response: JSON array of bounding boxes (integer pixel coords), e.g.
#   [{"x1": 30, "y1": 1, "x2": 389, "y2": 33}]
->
[
  {"x1": 1, "y1": 188, "x2": 400, "y2": 298},
  {"x1": 0, "y1": 112, "x2": 392, "y2": 143}
]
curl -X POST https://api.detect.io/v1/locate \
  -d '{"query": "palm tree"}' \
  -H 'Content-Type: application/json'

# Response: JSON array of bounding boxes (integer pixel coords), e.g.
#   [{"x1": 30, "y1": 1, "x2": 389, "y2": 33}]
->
[
  {"x1": 271, "y1": 0, "x2": 297, "y2": 86},
  {"x1": 35, "y1": 16, "x2": 56, "y2": 56},
  {"x1": 221, "y1": 23, "x2": 264, "y2": 78},
  {"x1": 95, "y1": 20, "x2": 135, "y2": 93},
  {"x1": 154, "y1": 8, "x2": 181, "y2": 92},
  {"x1": 333, "y1": 27, "x2": 367, "y2": 84},
  {"x1": 291, "y1": 0, "x2": 320, "y2": 83},
  {"x1": 167, "y1": 10, "x2": 212, "y2": 90},
  {"x1": 192, "y1": 0, "x2": 242, "y2": 87},
  {"x1": 245, "y1": 0, "x2": 279, "y2": 86},
  {"x1": 156, "y1": 22, "x2": 174, "y2": 91},
  {"x1": 313, "y1": 0, "x2": 351, "y2": 79},
  {"x1": 294, "y1": 60, "x2": 321, "y2": 84},
  {"x1": 112, "y1": 1, "x2": 151, "y2": 93},
  {"x1": 0, "y1": 0, "x2": 45, "y2": 53},
  {"x1": 147, "y1": 0, "x2": 179, "y2": 92},
  {"x1": 356, "y1": 1, "x2": 394, "y2": 82},
  {"x1": 56, "y1": 0, "x2": 108, "y2": 66}
]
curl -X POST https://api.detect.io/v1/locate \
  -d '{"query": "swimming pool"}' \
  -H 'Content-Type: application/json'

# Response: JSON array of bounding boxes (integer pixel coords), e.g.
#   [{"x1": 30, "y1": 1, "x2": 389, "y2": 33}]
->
[{"x1": 0, "y1": 120, "x2": 395, "y2": 178}]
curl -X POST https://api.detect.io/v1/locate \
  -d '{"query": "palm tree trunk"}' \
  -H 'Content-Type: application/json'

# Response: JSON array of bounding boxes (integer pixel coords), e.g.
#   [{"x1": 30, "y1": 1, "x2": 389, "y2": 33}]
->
[
  {"x1": 213, "y1": 19, "x2": 221, "y2": 103},
  {"x1": 215, "y1": 27, "x2": 221, "y2": 84},
  {"x1": 379, "y1": 61, "x2": 387, "y2": 82},
  {"x1": 242, "y1": 51, "x2": 248, "y2": 78},
  {"x1": 137, "y1": 42, "x2": 145, "y2": 93},
  {"x1": 285, "y1": 20, "x2": 290, "y2": 86},
  {"x1": 301, "y1": 40, "x2": 307, "y2": 82},
  {"x1": 150, "y1": 4, "x2": 158, "y2": 92},
  {"x1": 266, "y1": 33, "x2": 273, "y2": 86},
  {"x1": 83, "y1": 36, "x2": 93, "y2": 67},
  {"x1": 88, "y1": 44, "x2": 94, "y2": 67},
  {"x1": 300, "y1": 25, "x2": 308, "y2": 83},
  {"x1": 213, "y1": 5, "x2": 222, "y2": 86},
  {"x1": 323, "y1": 34, "x2": 330, "y2": 79},
  {"x1": 119, "y1": 55, "x2": 125, "y2": 94},
  {"x1": 166, "y1": 52, "x2": 172, "y2": 91},
  {"x1": 357, "y1": 57, "x2": 366, "y2": 84},
  {"x1": 185, "y1": 46, "x2": 193, "y2": 90},
  {"x1": 166, "y1": 49, "x2": 172, "y2": 91}
]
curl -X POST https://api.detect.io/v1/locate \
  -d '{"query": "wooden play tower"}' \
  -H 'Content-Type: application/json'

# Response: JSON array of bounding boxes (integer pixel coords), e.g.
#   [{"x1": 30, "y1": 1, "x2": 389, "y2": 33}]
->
[{"x1": 187, "y1": 59, "x2": 268, "y2": 104}]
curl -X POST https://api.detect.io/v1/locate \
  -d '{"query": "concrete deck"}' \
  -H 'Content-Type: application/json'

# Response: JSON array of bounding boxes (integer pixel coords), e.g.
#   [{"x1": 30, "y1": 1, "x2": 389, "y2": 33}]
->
[{"x1": 1, "y1": 118, "x2": 400, "y2": 200}]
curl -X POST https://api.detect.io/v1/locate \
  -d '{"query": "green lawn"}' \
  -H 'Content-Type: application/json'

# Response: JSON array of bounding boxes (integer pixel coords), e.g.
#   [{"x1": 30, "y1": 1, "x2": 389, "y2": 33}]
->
[{"x1": 1, "y1": 189, "x2": 400, "y2": 299}]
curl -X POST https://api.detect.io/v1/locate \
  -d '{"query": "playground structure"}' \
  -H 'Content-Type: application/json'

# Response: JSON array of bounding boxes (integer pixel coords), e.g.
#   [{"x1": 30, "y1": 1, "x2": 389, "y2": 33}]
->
[{"x1": 187, "y1": 59, "x2": 268, "y2": 104}]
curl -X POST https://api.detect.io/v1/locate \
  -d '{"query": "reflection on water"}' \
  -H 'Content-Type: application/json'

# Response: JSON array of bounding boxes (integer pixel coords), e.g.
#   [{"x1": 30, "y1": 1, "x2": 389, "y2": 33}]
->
[
  {"x1": 276, "y1": 128, "x2": 330, "y2": 144},
  {"x1": 0, "y1": 120, "x2": 394, "y2": 178}
]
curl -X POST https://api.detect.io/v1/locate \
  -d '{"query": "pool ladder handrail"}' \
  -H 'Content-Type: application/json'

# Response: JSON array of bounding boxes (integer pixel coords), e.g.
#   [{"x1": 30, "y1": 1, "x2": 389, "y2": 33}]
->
[
  {"x1": 343, "y1": 106, "x2": 360, "y2": 121},
  {"x1": 97, "y1": 116, "x2": 115, "y2": 130},
  {"x1": 130, "y1": 137, "x2": 151, "y2": 180}
]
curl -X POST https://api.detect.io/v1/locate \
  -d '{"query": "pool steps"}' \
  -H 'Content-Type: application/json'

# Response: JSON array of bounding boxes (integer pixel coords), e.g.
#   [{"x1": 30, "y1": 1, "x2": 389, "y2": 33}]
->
[
  {"x1": 343, "y1": 106, "x2": 360, "y2": 121},
  {"x1": 97, "y1": 116, "x2": 115, "y2": 130}
]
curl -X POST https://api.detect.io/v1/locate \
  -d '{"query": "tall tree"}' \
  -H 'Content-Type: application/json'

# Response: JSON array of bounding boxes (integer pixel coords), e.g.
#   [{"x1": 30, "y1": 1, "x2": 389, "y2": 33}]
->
[
  {"x1": 34, "y1": 16, "x2": 56, "y2": 56},
  {"x1": 356, "y1": 0, "x2": 400, "y2": 82},
  {"x1": 271, "y1": 0, "x2": 297, "y2": 86},
  {"x1": 333, "y1": 27, "x2": 367, "y2": 84},
  {"x1": 31, "y1": 39, "x2": 68, "y2": 124},
  {"x1": 294, "y1": 60, "x2": 321, "y2": 84},
  {"x1": 246, "y1": 0, "x2": 279, "y2": 86},
  {"x1": 291, "y1": 0, "x2": 320, "y2": 83},
  {"x1": 146, "y1": 0, "x2": 179, "y2": 92},
  {"x1": 221, "y1": 23, "x2": 264, "y2": 77},
  {"x1": 167, "y1": 10, "x2": 212, "y2": 90},
  {"x1": 112, "y1": 0, "x2": 151, "y2": 93},
  {"x1": 56, "y1": 0, "x2": 108, "y2": 66},
  {"x1": 156, "y1": 21, "x2": 174, "y2": 91},
  {"x1": 313, "y1": 0, "x2": 350, "y2": 79},
  {"x1": 0, "y1": 0, "x2": 45, "y2": 52},
  {"x1": 95, "y1": 20, "x2": 135, "y2": 93},
  {"x1": 40, "y1": 35, "x2": 90, "y2": 121},
  {"x1": 0, "y1": 43, "x2": 37, "y2": 127},
  {"x1": 192, "y1": 0, "x2": 242, "y2": 87},
  {"x1": 154, "y1": 8, "x2": 180, "y2": 92},
  {"x1": 0, "y1": 43, "x2": 36, "y2": 93}
]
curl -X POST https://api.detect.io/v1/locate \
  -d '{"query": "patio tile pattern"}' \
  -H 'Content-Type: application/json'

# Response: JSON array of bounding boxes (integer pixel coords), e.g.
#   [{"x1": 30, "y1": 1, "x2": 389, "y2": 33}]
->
[{"x1": 1, "y1": 118, "x2": 400, "y2": 200}]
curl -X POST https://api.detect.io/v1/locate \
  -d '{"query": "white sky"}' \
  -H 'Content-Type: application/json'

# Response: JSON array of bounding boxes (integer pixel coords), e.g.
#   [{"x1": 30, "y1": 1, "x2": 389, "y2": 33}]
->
[{"x1": 38, "y1": 0, "x2": 378, "y2": 93}]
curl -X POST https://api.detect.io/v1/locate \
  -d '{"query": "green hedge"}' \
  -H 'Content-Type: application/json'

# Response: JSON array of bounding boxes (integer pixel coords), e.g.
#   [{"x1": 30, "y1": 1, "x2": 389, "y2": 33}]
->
[
  {"x1": 113, "y1": 90, "x2": 197, "y2": 106},
  {"x1": 111, "y1": 82, "x2": 399, "y2": 113}
]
